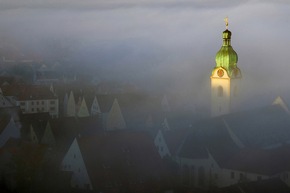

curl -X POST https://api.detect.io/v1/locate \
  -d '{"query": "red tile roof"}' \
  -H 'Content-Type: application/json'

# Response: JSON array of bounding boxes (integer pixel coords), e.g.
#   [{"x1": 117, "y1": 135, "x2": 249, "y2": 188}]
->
[{"x1": 3, "y1": 84, "x2": 56, "y2": 100}]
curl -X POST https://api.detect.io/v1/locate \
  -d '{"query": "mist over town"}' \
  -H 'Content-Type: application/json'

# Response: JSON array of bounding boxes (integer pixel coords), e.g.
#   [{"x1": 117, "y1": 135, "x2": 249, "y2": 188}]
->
[{"x1": 0, "y1": 1, "x2": 290, "y2": 193}]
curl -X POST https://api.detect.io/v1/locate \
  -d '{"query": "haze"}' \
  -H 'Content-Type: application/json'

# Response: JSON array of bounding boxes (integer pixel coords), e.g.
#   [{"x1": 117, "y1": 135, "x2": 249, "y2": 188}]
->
[{"x1": 0, "y1": 0, "x2": 289, "y2": 110}]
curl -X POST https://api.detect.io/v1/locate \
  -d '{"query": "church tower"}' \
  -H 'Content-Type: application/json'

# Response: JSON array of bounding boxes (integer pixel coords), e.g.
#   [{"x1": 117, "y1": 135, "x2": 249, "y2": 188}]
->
[{"x1": 211, "y1": 18, "x2": 242, "y2": 117}]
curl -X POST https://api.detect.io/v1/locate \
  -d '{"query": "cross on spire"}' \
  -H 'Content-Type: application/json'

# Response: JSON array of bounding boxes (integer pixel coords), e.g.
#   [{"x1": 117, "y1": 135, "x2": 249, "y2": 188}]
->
[{"x1": 224, "y1": 17, "x2": 229, "y2": 29}]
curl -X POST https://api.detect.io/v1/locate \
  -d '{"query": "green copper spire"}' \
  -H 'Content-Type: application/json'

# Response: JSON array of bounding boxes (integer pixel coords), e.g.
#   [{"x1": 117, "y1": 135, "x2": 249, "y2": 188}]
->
[{"x1": 214, "y1": 17, "x2": 239, "y2": 77}]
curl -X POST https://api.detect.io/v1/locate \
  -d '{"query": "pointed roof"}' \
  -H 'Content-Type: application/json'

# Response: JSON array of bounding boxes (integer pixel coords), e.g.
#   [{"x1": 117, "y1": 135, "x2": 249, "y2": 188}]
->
[
  {"x1": 106, "y1": 98, "x2": 126, "y2": 130},
  {"x1": 179, "y1": 103, "x2": 290, "y2": 167},
  {"x1": 224, "y1": 145, "x2": 290, "y2": 175},
  {"x1": 77, "y1": 131, "x2": 166, "y2": 190},
  {"x1": 41, "y1": 121, "x2": 56, "y2": 146},
  {"x1": 0, "y1": 115, "x2": 11, "y2": 135},
  {"x1": 223, "y1": 104, "x2": 290, "y2": 148},
  {"x1": 272, "y1": 96, "x2": 289, "y2": 113},
  {"x1": 77, "y1": 98, "x2": 90, "y2": 118},
  {"x1": 162, "y1": 128, "x2": 190, "y2": 156},
  {"x1": 178, "y1": 118, "x2": 240, "y2": 164}
]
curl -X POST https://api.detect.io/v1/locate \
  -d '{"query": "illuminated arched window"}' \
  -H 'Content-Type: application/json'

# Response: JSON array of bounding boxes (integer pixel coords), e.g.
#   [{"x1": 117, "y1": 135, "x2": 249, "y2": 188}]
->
[{"x1": 217, "y1": 86, "x2": 223, "y2": 97}]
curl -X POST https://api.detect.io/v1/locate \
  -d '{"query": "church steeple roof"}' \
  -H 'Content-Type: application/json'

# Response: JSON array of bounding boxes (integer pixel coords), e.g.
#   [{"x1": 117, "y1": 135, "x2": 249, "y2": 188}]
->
[{"x1": 214, "y1": 17, "x2": 240, "y2": 77}]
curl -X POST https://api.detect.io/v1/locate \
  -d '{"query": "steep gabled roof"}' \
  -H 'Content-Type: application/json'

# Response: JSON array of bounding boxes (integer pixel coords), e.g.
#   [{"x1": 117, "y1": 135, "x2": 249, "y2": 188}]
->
[
  {"x1": 50, "y1": 117, "x2": 79, "y2": 154},
  {"x1": 223, "y1": 104, "x2": 290, "y2": 148},
  {"x1": 77, "y1": 131, "x2": 166, "y2": 190},
  {"x1": 20, "y1": 112, "x2": 51, "y2": 138},
  {"x1": 162, "y1": 128, "x2": 190, "y2": 156},
  {"x1": 21, "y1": 85, "x2": 57, "y2": 100},
  {"x1": 223, "y1": 145, "x2": 290, "y2": 175},
  {"x1": 96, "y1": 94, "x2": 115, "y2": 113},
  {"x1": 178, "y1": 117, "x2": 240, "y2": 164},
  {"x1": 179, "y1": 103, "x2": 290, "y2": 174},
  {"x1": 0, "y1": 114, "x2": 11, "y2": 135}
]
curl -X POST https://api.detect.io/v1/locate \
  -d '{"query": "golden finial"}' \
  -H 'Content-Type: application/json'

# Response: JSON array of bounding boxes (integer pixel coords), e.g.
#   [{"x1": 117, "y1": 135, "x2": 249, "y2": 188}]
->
[{"x1": 224, "y1": 16, "x2": 229, "y2": 30}]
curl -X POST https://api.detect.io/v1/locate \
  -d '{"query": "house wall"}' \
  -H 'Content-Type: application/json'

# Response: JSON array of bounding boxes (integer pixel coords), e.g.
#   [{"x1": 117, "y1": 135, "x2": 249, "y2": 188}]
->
[
  {"x1": 17, "y1": 98, "x2": 59, "y2": 118},
  {"x1": 177, "y1": 156, "x2": 220, "y2": 188},
  {"x1": 211, "y1": 69, "x2": 231, "y2": 117},
  {"x1": 274, "y1": 171, "x2": 290, "y2": 187},
  {"x1": 177, "y1": 155, "x2": 272, "y2": 189},
  {"x1": 106, "y1": 99, "x2": 126, "y2": 130},
  {"x1": 77, "y1": 98, "x2": 90, "y2": 118},
  {"x1": 41, "y1": 122, "x2": 56, "y2": 146},
  {"x1": 154, "y1": 130, "x2": 171, "y2": 158},
  {"x1": 66, "y1": 91, "x2": 76, "y2": 117},
  {"x1": 219, "y1": 169, "x2": 269, "y2": 187},
  {"x1": 90, "y1": 97, "x2": 101, "y2": 116},
  {"x1": 61, "y1": 139, "x2": 92, "y2": 190}
]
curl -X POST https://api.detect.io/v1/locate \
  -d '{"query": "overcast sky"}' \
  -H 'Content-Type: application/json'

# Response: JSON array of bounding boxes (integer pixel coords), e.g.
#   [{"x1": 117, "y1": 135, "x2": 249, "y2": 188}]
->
[{"x1": 0, "y1": 0, "x2": 289, "y2": 108}]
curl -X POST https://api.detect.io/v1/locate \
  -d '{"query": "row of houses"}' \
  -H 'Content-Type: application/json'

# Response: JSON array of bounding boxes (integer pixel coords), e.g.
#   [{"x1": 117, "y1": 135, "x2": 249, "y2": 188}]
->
[
  {"x1": 1, "y1": 80, "x2": 290, "y2": 192},
  {"x1": 0, "y1": 81, "x2": 187, "y2": 192}
]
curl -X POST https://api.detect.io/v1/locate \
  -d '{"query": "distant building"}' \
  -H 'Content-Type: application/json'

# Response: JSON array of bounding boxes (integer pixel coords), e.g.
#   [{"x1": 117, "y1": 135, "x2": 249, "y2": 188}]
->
[
  {"x1": 3, "y1": 85, "x2": 59, "y2": 118},
  {"x1": 34, "y1": 64, "x2": 60, "y2": 85}
]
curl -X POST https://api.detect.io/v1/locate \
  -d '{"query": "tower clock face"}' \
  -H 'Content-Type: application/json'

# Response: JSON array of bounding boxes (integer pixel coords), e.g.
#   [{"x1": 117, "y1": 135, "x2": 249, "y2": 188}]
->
[{"x1": 217, "y1": 69, "x2": 224, "y2": 77}]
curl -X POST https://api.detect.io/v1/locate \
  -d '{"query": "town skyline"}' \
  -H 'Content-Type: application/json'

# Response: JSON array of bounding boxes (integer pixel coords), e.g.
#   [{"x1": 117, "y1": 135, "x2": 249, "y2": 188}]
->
[{"x1": 0, "y1": 1, "x2": 289, "y2": 110}]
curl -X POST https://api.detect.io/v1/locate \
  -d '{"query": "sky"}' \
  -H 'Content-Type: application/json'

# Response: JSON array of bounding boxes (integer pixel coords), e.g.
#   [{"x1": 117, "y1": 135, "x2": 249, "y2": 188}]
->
[{"x1": 0, "y1": 0, "x2": 290, "y2": 109}]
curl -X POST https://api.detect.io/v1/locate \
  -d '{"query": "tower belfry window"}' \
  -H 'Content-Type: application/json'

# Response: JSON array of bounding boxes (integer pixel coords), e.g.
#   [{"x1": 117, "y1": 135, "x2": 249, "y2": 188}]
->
[{"x1": 218, "y1": 86, "x2": 223, "y2": 97}]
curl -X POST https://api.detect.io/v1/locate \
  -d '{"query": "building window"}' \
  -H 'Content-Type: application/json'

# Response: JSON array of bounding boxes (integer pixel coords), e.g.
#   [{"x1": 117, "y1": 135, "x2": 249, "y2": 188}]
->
[
  {"x1": 74, "y1": 154, "x2": 76, "y2": 159},
  {"x1": 231, "y1": 171, "x2": 235, "y2": 179},
  {"x1": 217, "y1": 86, "x2": 223, "y2": 97},
  {"x1": 31, "y1": 101, "x2": 34, "y2": 105},
  {"x1": 42, "y1": 101, "x2": 45, "y2": 105},
  {"x1": 50, "y1": 107, "x2": 55, "y2": 111},
  {"x1": 31, "y1": 108, "x2": 34, "y2": 112},
  {"x1": 37, "y1": 101, "x2": 39, "y2": 105},
  {"x1": 20, "y1": 102, "x2": 25, "y2": 106},
  {"x1": 50, "y1": 100, "x2": 55, "y2": 104}
]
